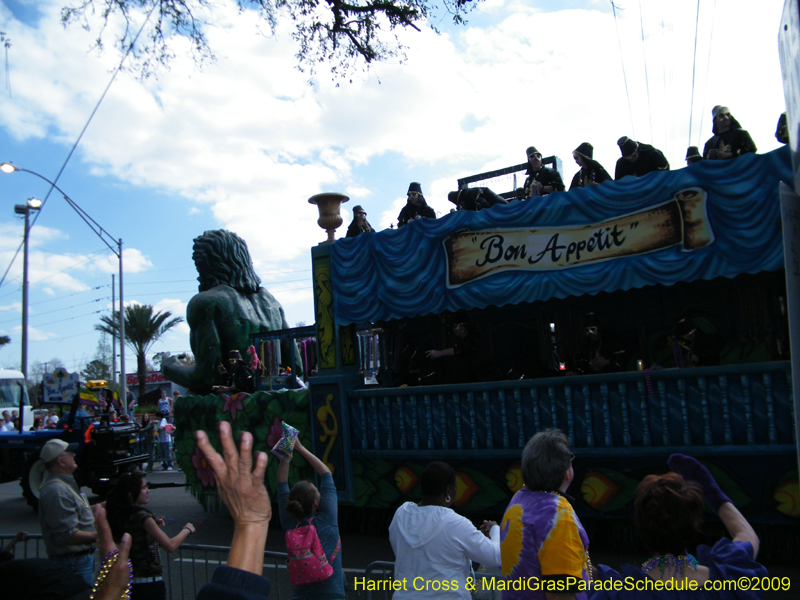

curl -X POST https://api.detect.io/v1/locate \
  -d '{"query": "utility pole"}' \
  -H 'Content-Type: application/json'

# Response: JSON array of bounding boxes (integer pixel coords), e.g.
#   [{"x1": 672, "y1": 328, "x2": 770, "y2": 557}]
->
[
  {"x1": 14, "y1": 198, "x2": 42, "y2": 379},
  {"x1": 119, "y1": 239, "x2": 126, "y2": 403},
  {"x1": 111, "y1": 274, "x2": 117, "y2": 384}
]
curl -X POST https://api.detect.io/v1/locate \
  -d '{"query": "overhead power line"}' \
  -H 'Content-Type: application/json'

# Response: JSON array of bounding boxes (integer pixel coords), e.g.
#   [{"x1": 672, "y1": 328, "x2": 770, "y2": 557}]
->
[
  {"x1": 638, "y1": 0, "x2": 654, "y2": 141},
  {"x1": 0, "y1": 296, "x2": 106, "y2": 326},
  {"x1": 611, "y1": 1, "x2": 636, "y2": 139},
  {"x1": 0, "y1": 4, "x2": 157, "y2": 288},
  {"x1": 688, "y1": 0, "x2": 701, "y2": 147},
  {"x1": 698, "y1": 0, "x2": 718, "y2": 146}
]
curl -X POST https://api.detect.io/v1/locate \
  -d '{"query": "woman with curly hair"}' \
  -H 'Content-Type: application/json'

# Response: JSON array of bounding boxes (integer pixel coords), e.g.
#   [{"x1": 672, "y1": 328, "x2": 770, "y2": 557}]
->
[
  {"x1": 106, "y1": 472, "x2": 196, "y2": 599},
  {"x1": 590, "y1": 454, "x2": 766, "y2": 599}
]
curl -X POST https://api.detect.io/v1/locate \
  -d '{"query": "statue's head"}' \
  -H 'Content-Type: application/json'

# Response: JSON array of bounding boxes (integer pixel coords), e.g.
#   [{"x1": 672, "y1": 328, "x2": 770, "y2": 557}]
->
[{"x1": 192, "y1": 230, "x2": 261, "y2": 294}]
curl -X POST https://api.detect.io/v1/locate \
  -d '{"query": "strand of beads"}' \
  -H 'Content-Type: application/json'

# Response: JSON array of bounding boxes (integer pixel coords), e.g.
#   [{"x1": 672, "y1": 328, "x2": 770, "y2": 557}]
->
[
  {"x1": 644, "y1": 368, "x2": 654, "y2": 399},
  {"x1": 90, "y1": 550, "x2": 133, "y2": 600},
  {"x1": 641, "y1": 553, "x2": 699, "y2": 578}
]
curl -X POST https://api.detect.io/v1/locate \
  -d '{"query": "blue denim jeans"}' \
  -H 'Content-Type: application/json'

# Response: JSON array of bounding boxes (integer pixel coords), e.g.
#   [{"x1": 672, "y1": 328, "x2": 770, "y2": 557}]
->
[
  {"x1": 145, "y1": 442, "x2": 155, "y2": 471},
  {"x1": 51, "y1": 551, "x2": 95, "y2": 586},
  {"x1": 159, "y1": 441, "x2": 172, "y2": 468}
]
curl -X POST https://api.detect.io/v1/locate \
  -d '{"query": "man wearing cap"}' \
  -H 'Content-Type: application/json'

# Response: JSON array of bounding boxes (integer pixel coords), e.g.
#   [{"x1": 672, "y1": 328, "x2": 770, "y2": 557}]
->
[
  {"x1": 346, "y1": 205, "x2": 376, "y2": 237},
  {"x1": 686, "y1": 146, "x2": 703, "y2": 166},
  {"x1": 614, "y1": 136, "x2": 669, "y2": 180},
  {"x1": 35, "y1": 438, "x2": 97, "y2": 585},
  {"x1": 569, "y1": 143, "x2": 611, "y2": 190},
  {"x1": 703, "y1": 105, "x2": 756, "y2": 160},
  {"x1": 397, "y1": 182, "x2": 436, "y2": 227},
  {"x1": 518, "y1": 146, "x2": 565, "y2": 199}
]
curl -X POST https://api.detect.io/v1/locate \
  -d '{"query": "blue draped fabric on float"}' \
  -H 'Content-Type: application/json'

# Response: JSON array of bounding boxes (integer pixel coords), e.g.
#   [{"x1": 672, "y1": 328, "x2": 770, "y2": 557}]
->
[{"x1": 330, "y1": 146, "x2": 794, "y2": 326}]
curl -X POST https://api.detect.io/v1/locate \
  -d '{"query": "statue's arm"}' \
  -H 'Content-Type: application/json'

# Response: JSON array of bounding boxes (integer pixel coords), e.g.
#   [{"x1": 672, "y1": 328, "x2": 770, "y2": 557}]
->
[{"x1": 162, "y1": 295, "x2": 225, "y2": 393}]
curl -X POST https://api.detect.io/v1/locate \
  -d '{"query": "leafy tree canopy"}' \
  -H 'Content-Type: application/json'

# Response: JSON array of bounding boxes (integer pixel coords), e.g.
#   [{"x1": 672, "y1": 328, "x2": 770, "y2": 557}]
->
[
  {"x1": 82, "y1": 358, "x2": 112, "y2": 382},
  {"x1": 61, "y1": 0, "x2": 477, "y2": 80}
]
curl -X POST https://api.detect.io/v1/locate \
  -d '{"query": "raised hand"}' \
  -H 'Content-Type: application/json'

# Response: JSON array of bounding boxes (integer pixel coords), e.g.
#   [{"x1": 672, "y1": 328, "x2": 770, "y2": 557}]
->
[{"x1": 668, "y1": 453, "x2": 731, "y2": 514}]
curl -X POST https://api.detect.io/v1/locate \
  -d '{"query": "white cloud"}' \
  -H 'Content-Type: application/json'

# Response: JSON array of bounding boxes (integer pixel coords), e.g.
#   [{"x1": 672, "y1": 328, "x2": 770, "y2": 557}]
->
[
  {"x1": 7, "y1": 323, "x2": 60, "y2": 342},
  {"x1": 2, "y1": 0, "x2": 787, "y2": 253},
  {"x1": 152, "y1": 298, "x2": 189, "y2": 336},
  {"x1": 0, "y1": 0, "x2": 789, "y2": 368},
  {"x1": 94, "y1": 247, "x2": 153, "y2": 274}
]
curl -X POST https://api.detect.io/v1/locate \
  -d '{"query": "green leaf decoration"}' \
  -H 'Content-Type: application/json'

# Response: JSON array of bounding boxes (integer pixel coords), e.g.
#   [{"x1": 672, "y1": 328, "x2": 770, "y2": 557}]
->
[
  {"x1": 704, "y1": 460, "x2": 752, "y2": 509},
  {"x1": 175, "y1": 389, "x2": 312, "y2": 512},
  {"x1": 456, "y1": 467, "x2": 509, "y2": 512}
]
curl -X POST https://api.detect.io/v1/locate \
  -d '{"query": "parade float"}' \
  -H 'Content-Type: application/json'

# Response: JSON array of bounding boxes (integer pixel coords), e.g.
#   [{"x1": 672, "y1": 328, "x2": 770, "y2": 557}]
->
[{"x1": 172, "y1": 147, "x2": 798, "y2": 536}]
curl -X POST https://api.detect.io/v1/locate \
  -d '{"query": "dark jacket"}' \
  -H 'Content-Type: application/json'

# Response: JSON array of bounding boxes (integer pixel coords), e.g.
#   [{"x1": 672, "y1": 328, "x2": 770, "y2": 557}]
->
[
  {"x1": 197, "y1": 567, "x2": 272, "y2": 600},
  {"x1": 397, "y1": 198, "x2": 436, "y2": 227},
  {"x1": 614, "y1": 143, "x2": 670, "y2": 179},
  {"x1": 569, "y1": 160, "x2": 612, "y2": 190},
  {"x1": 703, "y1": 127, "x2": 757, "y2": 160},
  {"x1": 450, "y1": 187, "x2": 509, "y2": 211},
  {"x1": 346, "y1": 219, "x2": 375, "y2": 237},
  {"x1": 521, "y1": 166, "x2": 565, "y2": 198}
]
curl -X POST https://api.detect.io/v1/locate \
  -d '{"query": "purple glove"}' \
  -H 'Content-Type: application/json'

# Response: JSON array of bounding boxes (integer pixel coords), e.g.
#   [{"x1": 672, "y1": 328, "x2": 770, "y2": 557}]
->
[{"x1": 668, "y1": 453, "x2": 731, "y2": 514}]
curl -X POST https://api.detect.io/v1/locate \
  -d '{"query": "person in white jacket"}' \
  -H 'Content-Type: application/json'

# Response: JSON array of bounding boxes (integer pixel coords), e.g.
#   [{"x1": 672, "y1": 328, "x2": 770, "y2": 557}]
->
[{"x1": 389, "y1": 461, "x2": 501, "y2": 600}]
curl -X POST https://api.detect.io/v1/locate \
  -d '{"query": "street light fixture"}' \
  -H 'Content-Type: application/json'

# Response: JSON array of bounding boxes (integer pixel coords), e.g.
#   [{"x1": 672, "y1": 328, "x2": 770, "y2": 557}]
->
[
  {"x1": 2, "y1": 162, "x2": 127, "y2": 395},
  {"x1": 13, "y1": 198, "x2": 42, "y2": 379}
]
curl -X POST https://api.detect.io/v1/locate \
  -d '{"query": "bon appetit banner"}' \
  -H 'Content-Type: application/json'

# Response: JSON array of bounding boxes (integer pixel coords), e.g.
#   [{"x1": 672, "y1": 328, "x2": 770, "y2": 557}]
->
[{"x1": 444, "y1": 189, "x2": 714, "y2": 287}]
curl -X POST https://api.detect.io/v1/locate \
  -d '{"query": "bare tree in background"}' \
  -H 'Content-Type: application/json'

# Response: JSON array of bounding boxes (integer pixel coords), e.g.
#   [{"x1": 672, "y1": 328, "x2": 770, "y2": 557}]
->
[{"x1": 61, "y1": 0, "x2": 478, "y2": 80}]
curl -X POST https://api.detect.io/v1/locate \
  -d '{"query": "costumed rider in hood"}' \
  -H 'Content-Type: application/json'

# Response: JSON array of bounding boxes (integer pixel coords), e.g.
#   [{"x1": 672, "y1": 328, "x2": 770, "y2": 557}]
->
[
  {"x1": 447, "y1": 186, "x2": 508, "y2": 211},
  {"x1": 776, "y1": 112, "x2": 789, "y2": 144},
  {"x1": 346, "y1": 205, "x2": 375, "y2": 237},
  {"x1": 397, "y1": 182, "x2": 436, "y2": 227},
  {"x1": 567, "y1": 313, "x2": 627, "y2": 375},
  {"x1": 212, "y1": 350, "x2": 255, "y2": 395},
  {"x1": 614, "y1": 136, "x2": 670, "y2": 180},
  {"x1": 686, "y1": 146, "x2": 703, "y2": 166},
  {"x1": 703, "y1": 105, "x2": 756, "y2": 160},
  {"x1": 517, "y1": 145, "x2": 565, "y2": 199},
  {"x1": 569, "y1": 142, "x2": 612, "y2": 190}
]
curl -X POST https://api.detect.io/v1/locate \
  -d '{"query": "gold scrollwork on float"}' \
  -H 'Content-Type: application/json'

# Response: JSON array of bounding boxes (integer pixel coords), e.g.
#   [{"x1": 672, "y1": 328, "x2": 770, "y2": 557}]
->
[
  {"x1": 313, "y1": 257, "x2": 336, "y2": 370},
  {"x1": 316, "y1": 393, "x2": 339, "y2": 474},
  {"x1": 340, "y1": 324, "x2": 357, "y2": 366}
]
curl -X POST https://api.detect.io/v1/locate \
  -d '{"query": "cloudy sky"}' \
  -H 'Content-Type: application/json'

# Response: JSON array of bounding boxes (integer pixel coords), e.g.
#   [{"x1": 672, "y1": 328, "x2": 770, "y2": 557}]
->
[{"x1": 0, "y1": 0, "x2": 789, "y2": 382}]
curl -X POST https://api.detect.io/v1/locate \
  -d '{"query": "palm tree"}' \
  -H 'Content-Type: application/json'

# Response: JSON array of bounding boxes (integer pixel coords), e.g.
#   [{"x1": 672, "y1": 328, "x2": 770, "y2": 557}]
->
[{"x1": 96, "y1": 305, "x2": 184, "y2": 398}]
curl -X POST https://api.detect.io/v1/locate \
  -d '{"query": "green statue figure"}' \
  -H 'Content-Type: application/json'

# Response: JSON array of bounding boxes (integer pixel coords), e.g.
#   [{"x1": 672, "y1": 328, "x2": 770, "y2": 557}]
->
[{"x1": 161, "y1": 230, "x2": 297, "y2": 395}]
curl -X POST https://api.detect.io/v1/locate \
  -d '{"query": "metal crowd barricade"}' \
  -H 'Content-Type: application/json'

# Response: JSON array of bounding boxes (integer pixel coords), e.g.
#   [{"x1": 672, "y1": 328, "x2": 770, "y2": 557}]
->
[
  {"x1": 1, "y1": 532, "x2": 46, "y2": 558},
  {"x1": 1, "y1": 534, "x2": 289, "y2": 600},
  {"x1": 361, "y1": 561, "x2": 395, "y2": 600},
  {"x1": 165, "y1": 545, "x2": 288, "y2": 600}
]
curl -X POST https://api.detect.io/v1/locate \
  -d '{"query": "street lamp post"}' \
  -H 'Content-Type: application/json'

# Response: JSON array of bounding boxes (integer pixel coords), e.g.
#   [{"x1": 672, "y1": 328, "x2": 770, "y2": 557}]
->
[
  {"x1": 1, "y1": 162, "x2": 126, "y2": 395},
  {"x1": 13, "y1": 198, "x2": 42, "y2": 379}
]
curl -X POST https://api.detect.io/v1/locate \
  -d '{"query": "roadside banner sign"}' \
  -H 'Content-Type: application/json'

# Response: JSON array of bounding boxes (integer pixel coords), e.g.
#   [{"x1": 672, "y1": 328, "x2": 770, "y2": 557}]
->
[{"x1": 43, "y1": 368, "x2": 81, "y2": 404}]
